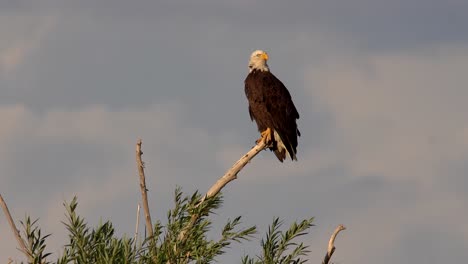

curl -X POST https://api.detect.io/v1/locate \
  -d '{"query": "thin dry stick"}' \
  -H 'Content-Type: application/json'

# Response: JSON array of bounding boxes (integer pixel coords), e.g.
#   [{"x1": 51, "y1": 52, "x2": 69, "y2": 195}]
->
[
  {"x1": 136, "y1": 139, "x2": 154, "y2": 239},
  {"x1": 177, "y1": 139, "x2": 268, "y2": 241},
  {"x1": 134, "y1": 203, "x2": 141, "y2": 250},
  {"x1": 0, "y1": 194, "x2": 31, "y2": 260},
  {"x1": 322, "y1": 224, "x2": 346, "y2": 264}
]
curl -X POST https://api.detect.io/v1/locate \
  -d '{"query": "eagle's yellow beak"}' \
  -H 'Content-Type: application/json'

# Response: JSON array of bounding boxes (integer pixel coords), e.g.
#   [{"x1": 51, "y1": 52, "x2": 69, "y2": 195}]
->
[{"x1": 262, "y1": 53, "x2": 269, "y2": 61}]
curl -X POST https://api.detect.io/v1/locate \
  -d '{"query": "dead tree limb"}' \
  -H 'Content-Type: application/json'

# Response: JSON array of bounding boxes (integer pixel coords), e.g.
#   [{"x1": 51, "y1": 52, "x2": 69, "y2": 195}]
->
[
  {"x1": 177, "y1": 139, "x2": 268, "y2": 241},
  {"x1": 322, "y1": 224, "x2": 346, "y2": 264},
  {"x1": 134, "y1": 203, "x2": 141, "y2": 250},
  {"x1": 0, "y1": 194, "x2": 31, "y2": 260},
  {"x1": 136, "y1": 139, "x2": 154, "y2": 240},
  {"x1": 206, "y1": 139, "x2": 268, "y2": 200}
]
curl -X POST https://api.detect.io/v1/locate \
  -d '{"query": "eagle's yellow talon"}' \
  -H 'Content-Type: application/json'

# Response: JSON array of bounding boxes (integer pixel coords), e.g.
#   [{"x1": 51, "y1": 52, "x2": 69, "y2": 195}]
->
[{"x1": 257, "y1": 127, "x2": 273, "y2": 145}]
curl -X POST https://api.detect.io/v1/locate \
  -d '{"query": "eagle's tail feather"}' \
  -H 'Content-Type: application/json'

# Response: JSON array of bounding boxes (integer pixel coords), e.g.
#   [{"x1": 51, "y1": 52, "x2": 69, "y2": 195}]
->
[
  {"x1": 273, "y1": 130, "x2": 297, "y2": 162},
  {"x1": 273, "y1": 149, "x2": 286, "y2": 162}
]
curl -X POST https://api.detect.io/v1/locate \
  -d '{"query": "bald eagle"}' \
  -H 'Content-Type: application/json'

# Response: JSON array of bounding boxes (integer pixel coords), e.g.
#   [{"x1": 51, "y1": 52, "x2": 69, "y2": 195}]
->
[{"x1": 244, "y1": 50, "x2": 300, "y2": 162}]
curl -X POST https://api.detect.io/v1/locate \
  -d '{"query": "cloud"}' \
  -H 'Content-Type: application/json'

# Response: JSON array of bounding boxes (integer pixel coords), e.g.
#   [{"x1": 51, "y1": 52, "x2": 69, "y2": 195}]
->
[
  {"x1": 0, "y1": 15, "x2": 56, "y2": 75},
  {"x1": 0, "y1": 102, "x2": 217, "y2": 261},
  {"x1": 304, "y1": 45, "x2": 468, "y2": 183},
  {"x1": 5, "y1": 0, "x2": 468, "y2": 54},
  {"x1": 274, "y1": 44, "x2": 468, "y2": 263},
  {"x1": 302, "y1": 181, "x2": 468, "y2": 264}
]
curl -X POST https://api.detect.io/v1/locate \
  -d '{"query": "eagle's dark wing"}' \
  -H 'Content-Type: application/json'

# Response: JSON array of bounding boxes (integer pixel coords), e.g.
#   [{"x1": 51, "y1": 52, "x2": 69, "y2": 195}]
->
[
  {"x1": 262, "y1": 71, "x2": 300, "y2": 159},
  {"x1": 245, "y1": 70, "x2": 300, "y2": 161},
  {"x1": 245, "y1": 71, "x2": 271, "y2": 133}
]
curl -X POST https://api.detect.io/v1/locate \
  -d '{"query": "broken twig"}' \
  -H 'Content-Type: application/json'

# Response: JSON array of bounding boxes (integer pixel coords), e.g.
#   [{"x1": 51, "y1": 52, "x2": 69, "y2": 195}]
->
[{"x1": 322, "y1": 224, "x2": 346, "y2": 264}]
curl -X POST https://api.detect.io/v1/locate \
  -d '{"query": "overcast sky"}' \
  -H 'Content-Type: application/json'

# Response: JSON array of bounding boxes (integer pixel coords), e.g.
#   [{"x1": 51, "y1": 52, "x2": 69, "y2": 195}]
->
[{"x1": 1, "y1": 1, "x2": 468, "y2": 263}]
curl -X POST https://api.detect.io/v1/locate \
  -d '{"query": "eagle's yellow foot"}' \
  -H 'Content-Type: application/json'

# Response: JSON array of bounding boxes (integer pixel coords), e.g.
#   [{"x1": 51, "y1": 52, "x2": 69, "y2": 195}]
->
[{"x1": 256, "y1": 128, "x2": 273, "y2": 145}]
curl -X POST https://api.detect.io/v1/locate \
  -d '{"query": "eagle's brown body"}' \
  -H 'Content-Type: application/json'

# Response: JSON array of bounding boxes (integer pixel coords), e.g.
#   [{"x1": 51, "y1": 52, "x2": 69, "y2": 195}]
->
[{"x1": 245, "y1": 69, "x2": 300, "y2": 162}]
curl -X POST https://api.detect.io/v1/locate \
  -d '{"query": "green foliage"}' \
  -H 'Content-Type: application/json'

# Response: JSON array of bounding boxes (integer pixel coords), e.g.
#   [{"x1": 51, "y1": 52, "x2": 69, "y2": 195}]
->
[
  {"x1": 56, "y1": 196, "x2": 136, "y2": 263},
  {"x1": 16, "y1": 189, "x2": 314, "y2": 264},
  {"x1": 139, "y1": 187, "x2": 256, "y2": 263},
  {"x1": 135, "y1": 188, "x2": 255, "y2": 263},
  {"x1": 241, "y1": 217, "x2": 315, "y2": 264},
  {"x1": 20, "y1": 216, "x2": 52, "y2": 264}
]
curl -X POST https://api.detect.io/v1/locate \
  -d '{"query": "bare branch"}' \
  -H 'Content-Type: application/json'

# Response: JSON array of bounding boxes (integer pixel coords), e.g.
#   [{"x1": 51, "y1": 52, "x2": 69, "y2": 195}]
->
[
  {"x1": 206, "y1": 139, "x2": 267, "y2": 199},
  {"x1": 322, "y1": 224, "x2": 346, "y2": 264},
  {"x1": 134, "y1": 203, "x2": 141, "y2": 250},
  {"x1": 136, "y1": 139, "x2": 154, "y2": 239},
  {"x1": 177, "y1": 140, "x2": 268, "y2": 241},
  {"x1": 0, "y1": 194, "x2": 31, "y2": 260}
]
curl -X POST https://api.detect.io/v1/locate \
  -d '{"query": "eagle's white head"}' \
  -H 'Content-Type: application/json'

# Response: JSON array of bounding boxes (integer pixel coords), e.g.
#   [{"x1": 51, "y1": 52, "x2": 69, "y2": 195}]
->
[{"x1": 248, "y1": 50, "x2": 270, "y2": 72}]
